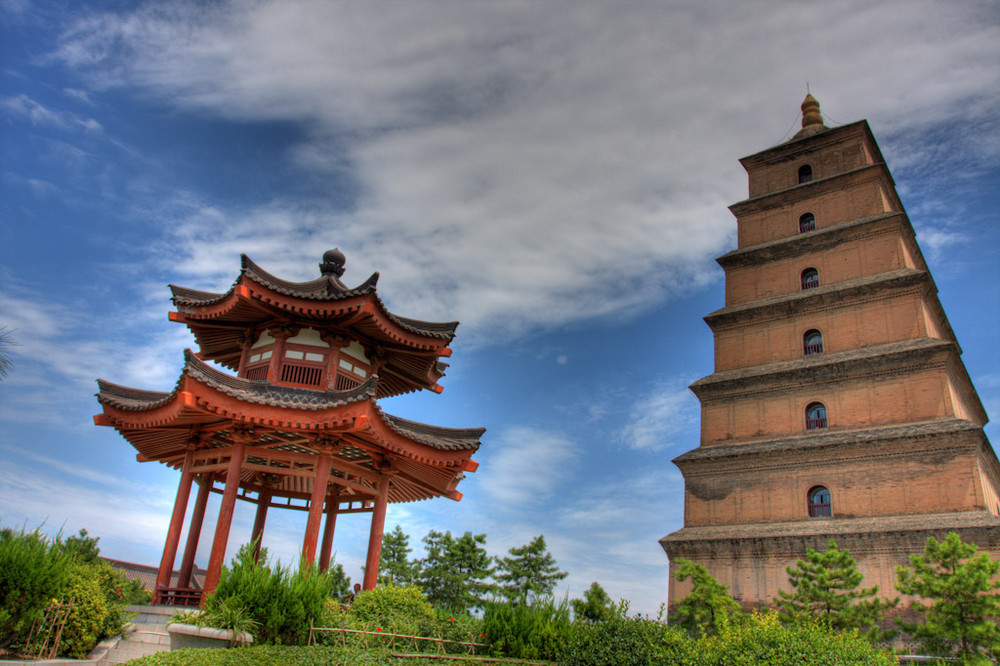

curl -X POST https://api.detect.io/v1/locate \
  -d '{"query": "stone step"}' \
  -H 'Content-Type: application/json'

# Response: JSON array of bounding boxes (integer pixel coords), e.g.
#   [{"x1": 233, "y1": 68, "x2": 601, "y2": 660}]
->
[
  {"x1": 101, "y1": 641, "x2": 169, "y2": 665},
  {"x1": 128, "y1": 629, "x2": 170, "y2": 646}
]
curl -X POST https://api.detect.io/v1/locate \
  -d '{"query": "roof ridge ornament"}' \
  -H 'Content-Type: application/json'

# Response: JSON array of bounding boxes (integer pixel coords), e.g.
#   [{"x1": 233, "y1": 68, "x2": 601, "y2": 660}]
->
[{"x1": 320, "y1": 248, "x2": 347, "y2": 277}]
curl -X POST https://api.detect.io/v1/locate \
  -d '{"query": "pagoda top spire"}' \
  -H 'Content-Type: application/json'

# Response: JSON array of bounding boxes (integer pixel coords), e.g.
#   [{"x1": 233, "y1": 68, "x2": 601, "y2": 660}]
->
[{"x1": 793, "y1": 93, "x2": 828, "y2": 140}]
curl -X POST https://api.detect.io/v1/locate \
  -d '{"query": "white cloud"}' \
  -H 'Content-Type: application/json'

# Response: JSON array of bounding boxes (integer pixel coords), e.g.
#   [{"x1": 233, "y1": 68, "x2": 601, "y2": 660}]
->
[
  {"x1": 478, "y1": 426, "x2": 577, "y2": 505},
  {"x1": 619, "y1": 379, "x2": 700, "y2": 452},
  {"x1": 43, "y1": 0, "x2": 995, "y2": 342},
  {"x1": 1, "y1": 94, "x2": 102, "y2": 133}
]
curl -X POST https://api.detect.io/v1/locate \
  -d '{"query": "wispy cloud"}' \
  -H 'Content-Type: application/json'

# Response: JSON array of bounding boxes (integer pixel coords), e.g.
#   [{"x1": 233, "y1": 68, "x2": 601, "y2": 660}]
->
[
  {"x1": 1, "y1": 94, "x2": 102, "y2": 133},
  {"x1": 478, "y1": 426, "x2": 577, "y2": 505},
  {"x1": 619, "y1": 379, "x2": 700, "y2": 452}
]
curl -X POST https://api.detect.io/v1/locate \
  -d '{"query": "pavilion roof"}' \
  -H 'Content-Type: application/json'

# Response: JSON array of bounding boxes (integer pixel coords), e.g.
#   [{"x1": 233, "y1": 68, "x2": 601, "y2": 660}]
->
[
  {"x1": 168, "y1": 254, "x2": 457, "y2": 397},
  {"x1": 95, "y1": 351, "x2": 484, "y2": 503}
]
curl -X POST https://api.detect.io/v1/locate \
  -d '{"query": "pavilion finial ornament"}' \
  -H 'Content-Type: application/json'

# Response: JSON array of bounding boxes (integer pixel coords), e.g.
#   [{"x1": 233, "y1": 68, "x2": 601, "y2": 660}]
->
[{"x1": 319, "y1": 248, "x2": 347, "y2": 277}]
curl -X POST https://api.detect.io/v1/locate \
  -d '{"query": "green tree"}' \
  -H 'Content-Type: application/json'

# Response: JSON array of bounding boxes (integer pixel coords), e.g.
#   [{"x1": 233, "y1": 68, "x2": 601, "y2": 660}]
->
[
  {"x1": 379, "y1": 525, "x2": 416, "y2": 586},
  {"x1": 775, "y1": 539, "x2": 895, "y2": 641},
  {"x1": 0, "y1": 327, "x2": 15, "y2": 381},
  {"x1": 57, "y1": 528, "x2": 102, "y2": 564},
  {"x1": 496, "y1": 535, "x2": 567, "y2": 604},
  {"x1": 327, "y1": 562, "x2": 351, "y2": 599},
  {"x1": 670, "y1": 557, "x2": 741, "y2": 637},
  {"x1": 895, "y1": 531, "x2": 1000, "y2": 661},
  {"x1": 417, "y1": 530, "x2": 495, "y2": 612},
  {"x1": 571, "y1": 581, "x2": 613, "y2": 622}
]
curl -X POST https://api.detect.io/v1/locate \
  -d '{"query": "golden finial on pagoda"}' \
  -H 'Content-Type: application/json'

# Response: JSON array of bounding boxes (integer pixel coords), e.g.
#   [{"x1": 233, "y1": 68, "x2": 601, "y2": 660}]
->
[{"x1": 801, "y1": 94, "x2": 824, "y2": 129}]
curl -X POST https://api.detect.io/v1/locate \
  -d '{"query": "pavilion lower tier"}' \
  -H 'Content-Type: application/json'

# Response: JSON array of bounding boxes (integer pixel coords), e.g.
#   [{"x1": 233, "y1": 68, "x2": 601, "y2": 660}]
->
[{"x1": 660, "y1": 510, "x2": 1000, "y2": 611}]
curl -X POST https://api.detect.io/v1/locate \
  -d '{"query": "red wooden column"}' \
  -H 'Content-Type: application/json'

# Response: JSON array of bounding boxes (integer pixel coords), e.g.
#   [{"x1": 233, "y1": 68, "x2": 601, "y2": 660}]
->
[
  {"x1": 362, "y1": 475, "x2": 391, "y2": 590},
  {"x1": 318, "y1": 489, "x2": 340, "y2": 572},
  {"x1": 266, "y1": 328, "x2": 293, "y2": 383},
  {"x1": 250, "y1": 489, "x2": 272, "y2": 562},
  {"x1": 302, "y1": 455, "x2": 332, "y2": 565},
  {"x1": 177, "y1": 473, "x2": 213, "y2": 589},
  {"x1": 154, "y1": 449, "x2": 196, "y2": 602},
  {"x1": 202, "y1": 443, "x2": 246, "y2": 599},
  {"x1": 236, "y1": 331, "x2": 254, "y2": 377}
]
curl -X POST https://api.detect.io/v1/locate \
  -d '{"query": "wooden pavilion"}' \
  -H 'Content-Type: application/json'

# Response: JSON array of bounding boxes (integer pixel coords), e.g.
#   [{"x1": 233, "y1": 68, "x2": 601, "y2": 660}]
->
[{"x1": 95, "y1": 249, "x2": 485, "y2": 605}]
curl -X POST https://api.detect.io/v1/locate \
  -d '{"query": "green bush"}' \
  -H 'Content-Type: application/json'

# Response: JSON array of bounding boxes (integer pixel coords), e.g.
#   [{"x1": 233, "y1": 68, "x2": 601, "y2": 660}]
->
[
  {"x1": 207, "y1": 544, "x2": 335, "y2": 645},
  {"x1": 0, "y1": 526, "x2": 71, "y2": 652},
  {"x1": 562, "y1": 601, "x2": 695, "y2": 666},
  {"x1": 59, "y1": 562, "x2": 110, "y2": 658},
  {"x1": 431, "y1": 606, "x2": 483, "y2": 645},
  {"x1": 346, "y1": 584, "x2": 435, "y2": 636},
  {"x1": 699, "y1": 610, "x2": 895, "y2": 665},
  {"x1": 127, "y1": 645, "x2": 488, "y2": 665},
  {"x1": 480, "y1": 596, "x2": 571, "y2": 661}
]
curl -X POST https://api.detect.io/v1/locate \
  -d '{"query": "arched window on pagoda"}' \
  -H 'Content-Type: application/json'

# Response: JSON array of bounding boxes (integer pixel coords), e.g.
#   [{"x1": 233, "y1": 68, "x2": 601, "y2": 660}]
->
[
  {"x1": 803, "y1": 329, "x2": 824, "y2": 356},
  {"x1": 808, "y1": 486, "x2": 832, "y2": 517},
  {"x1": 801, "y1": 268, "x2": 819, "y2": 290},
  {"x1": 805, "y1": 402, "x2": 827, "y2": 430},
  {"x1": 798, "y1": 164, "x2": 813, "y2": 184},
  {"x1": 799, "y1": 213, "x2": 816, "y2": 233}
]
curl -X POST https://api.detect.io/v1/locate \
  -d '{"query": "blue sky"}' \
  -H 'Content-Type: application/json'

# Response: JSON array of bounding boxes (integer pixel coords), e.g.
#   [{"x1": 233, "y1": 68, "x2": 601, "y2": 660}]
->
[{"x1": 1, "y1": 0, "x2": 998, "y2": 616}]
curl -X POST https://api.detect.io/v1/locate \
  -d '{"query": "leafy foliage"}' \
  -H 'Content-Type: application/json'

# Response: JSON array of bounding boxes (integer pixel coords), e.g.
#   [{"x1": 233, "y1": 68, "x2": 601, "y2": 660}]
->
[
  {"x1": 126, "y1": 645, "x2": 487, "y2": 665},
  {"x1": 571, "y1": 581, "x2": 614, "y2": 622},
  {"x1": 494, "y1": 535, "x2": 567, "y2": 605},
  {"x1": 775, "y1": 539, "x2": 895, "y2": 641},
  {"x1": 895, "y1": 531, "x2": 1000, "y2": 660},
  {"x1": 57, "y1": 528, "x2": 102, "y2": 564},
  {"x1": 378, "y1": 525, "x2": 417, "y2": 586},
  {"x1": 670, "y1": 557, "x2": 742, "y2": 637},
  {"x1": 481, "y1": 596, "x2": 571, "y2": 661},
  {"x1": 207, "y1": 543, "x2": 335, "y2": 645},
  {"x1": 0, "y1": 526, "x2": 71, "y2": 651},
  {"x1": 417, "y1": 531, "x2": 495, "y2": 612},
  {"x1": 59, "y1": 562, "x2": 110, "y2": 658},
  {"x1": 562, "y1": 600, "x2": 695, "y2": 666},
  {"x1": 326, "y1": 562, "x2": 351, "y2": 600},
  {"x1": 346, "y1": 584, "x2": 435, "y2": 636},
  {"x1": 0, "y1": 326, "x2": 16, "y2": 380},
  {"x1": 699, "y1": 610, "x2": 895, "y2": 665}
]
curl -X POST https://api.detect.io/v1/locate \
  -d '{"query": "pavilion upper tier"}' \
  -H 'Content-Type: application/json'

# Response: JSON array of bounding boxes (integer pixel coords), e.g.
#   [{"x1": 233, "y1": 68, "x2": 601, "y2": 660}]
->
[{"x1": 168, "y1": 249, "x2": 457, "y2": 398}]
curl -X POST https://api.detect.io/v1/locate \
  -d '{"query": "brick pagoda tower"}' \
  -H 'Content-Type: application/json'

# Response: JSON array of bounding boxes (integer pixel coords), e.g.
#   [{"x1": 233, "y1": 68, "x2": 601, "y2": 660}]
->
[{"x1": 661, "y1": 96, "x2": 1000, "y2": 608}]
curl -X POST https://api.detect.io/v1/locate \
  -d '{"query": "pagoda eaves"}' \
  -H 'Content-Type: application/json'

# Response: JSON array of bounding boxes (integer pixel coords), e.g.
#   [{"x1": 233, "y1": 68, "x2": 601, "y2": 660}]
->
[{"x1": 168, "y1": 254, "x2": 456, "y2": 398}]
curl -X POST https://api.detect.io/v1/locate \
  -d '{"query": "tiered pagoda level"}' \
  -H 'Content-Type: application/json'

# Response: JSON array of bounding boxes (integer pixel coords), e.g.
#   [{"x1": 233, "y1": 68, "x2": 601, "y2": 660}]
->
[
  {"x1": 96, "y1": 250, "x2": 485, "y2": 605},
  {"x1": 661, "y1": 96, "x2": 1000, "y2": 609}
]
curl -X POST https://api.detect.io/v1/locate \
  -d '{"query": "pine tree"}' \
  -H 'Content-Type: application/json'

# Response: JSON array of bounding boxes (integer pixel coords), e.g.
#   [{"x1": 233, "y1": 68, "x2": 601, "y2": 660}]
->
[
  {"x1": 775, "y1": 539, "x2": 896, "y2": 641},
  {"x1": 379, "y1": 525, "x2": 416, "y2": 586},
  {"x1": 495, "y1": 535, "x2": 567, "y2": 604},
  {"x1": 417, "y1": 530, "x2": 495, "y2": 613},
  {"x1": 895, "y1": 531, "x2": 1000, "y2": 660},
  {"x1": 0, "y1": 327, "x2": 15, "y2": 381},
  {"x1": 670, "y1": 557, "x2": 741, "y2": 637},
  {"x1": 571, "y1": 581, "x2": 613, "y2": 622}
]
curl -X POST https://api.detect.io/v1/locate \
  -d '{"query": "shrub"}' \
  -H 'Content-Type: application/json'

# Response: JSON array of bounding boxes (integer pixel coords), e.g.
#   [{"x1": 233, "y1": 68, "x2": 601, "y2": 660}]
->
[
  {"x1": 127, "y1": 644, "x2": 483, "y2": 665},
  {"x1": 561, "y1": 601, "x2": 695, "y2": 666},
  {"x1": 481, "y1": 596, "x2": 571, "y2": 661},
  {"x1": 698, "y1": 610, "x2": 895, "y2": 665},
  {"x1": 207, "y1": 544, "x2": 335, "y2": 645},
  {"x1": 431, "y1": 607, "x2": 483, "y2": 645},
  {"x1": 58, "y1": 562, "x2": 110, "y2": 658},
  {"x1": 0, "y1": 526, "x2": 71, "y2": 652},
  {"x1": 347, "y1": 584, "x2": 435, "y2": 636}
]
